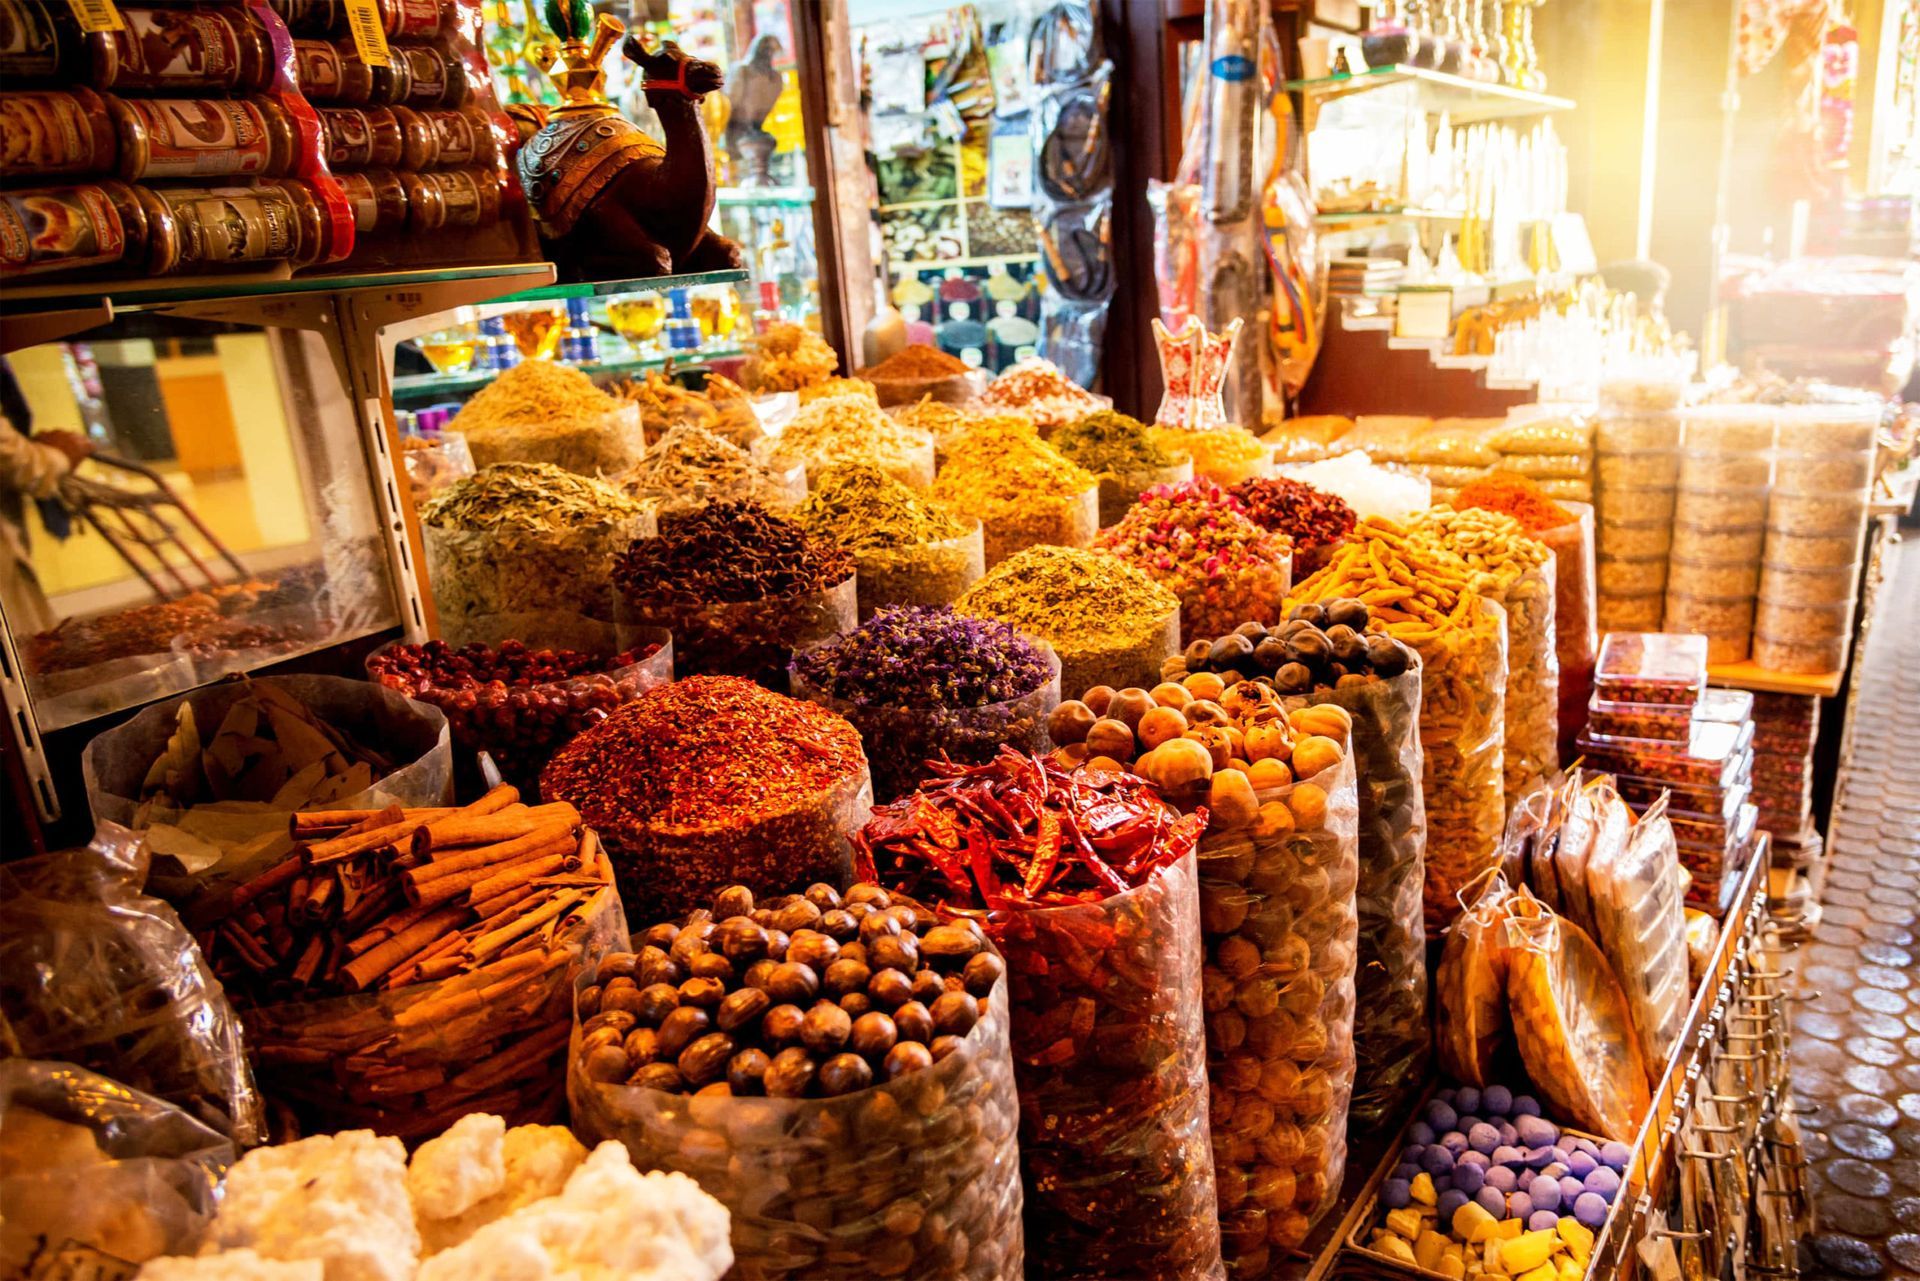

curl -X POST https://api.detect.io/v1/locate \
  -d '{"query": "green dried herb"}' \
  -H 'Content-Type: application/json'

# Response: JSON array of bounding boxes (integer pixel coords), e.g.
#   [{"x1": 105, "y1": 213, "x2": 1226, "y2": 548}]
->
[
  {"x1": 795, "y1": 463, "x2": 965, "y2": 552},
  {"x1": 955, "y1": 545, "x2": 1180, "y2": 692},
  {"x1": 1053, "y1": 410, "x2": 1181, "y2": 477},
  {"x1": 420, "y1": 462, "x2": 648, "y2": 532}
]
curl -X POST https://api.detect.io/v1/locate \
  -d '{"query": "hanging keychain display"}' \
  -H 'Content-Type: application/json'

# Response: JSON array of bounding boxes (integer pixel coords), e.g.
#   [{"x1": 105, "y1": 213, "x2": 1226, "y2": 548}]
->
[{"x1": 1027, "y1": 1, "x2": 1112, "y2": 388}]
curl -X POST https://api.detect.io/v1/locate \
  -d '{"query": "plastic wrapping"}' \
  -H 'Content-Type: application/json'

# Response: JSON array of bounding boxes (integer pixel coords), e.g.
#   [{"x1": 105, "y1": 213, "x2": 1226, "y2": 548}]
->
[
  {"x1": 0, "y1": 1060, "x2": 233, "y2": 1278},
  {"x1": 993, "y1": 851, "x2": 1224, "y2": 1279},
  {"x1": 170, "y1": 605, "x2": 332, "y2": 686},
  {"x1": 462, "y1": 402, "x2": 648, "y2": 477},
  {"x1": 1594, "y1": 632, "x2": 1707, "y2": 705},
  {"x1": 1418, "y1": 597, "x2": 1509, "y2": 931},
  {"x1": 1434, "y1": 872, "x2": 1516, "y2": 1087},
  {"x1": 402, "y1": 430, "x2": 476, "y2": 506},
  {"x1": 569, "y1": 947, "x2": 1023, "y2": 1280},
  {"x1": 977, "y1": 482, "x2": 1101, "y2": 567},
  {"x1": 1503, "y1": 897, "x2": 1652, "y2": 1139},
  {"x1": 0, "y1": 823, "x2": 265, "y2": 1145},
  {"x1": 790, "y1": 645, "x2": 1060, "y2": 804},
  {"x1": 616, "y1": 574, "x2": 858, "y2": 690},
  {"x1": 83, "y1": 675, "x2": 453, "y2": 911},
  {"x1": 244, "y1": 882, "x2": 625, "y2": 1140},
  {"x1": 1490, "y1": 557, "x2": 1560, "y2": 808},
  {"x1": 1540, "y1": 502, "x2": 1597, "y2": 757},
  {"x1": 1194, "y1": 740, "x2": 1359, "y2": 1268},
  {"x1": 1662, "y1": 592, "x2": 1754, "y2": 664},
  {"x1": 1292, "y1": 667, "x2": 1429, "y2": 1127},
  {"x1": 1585, "y1": 795, "x2": 1690, "y2": 1077},
  {"x1": 366, "y1": 635, "x2": 674, "y2": 797},
  {"x1": 849, "y1": 521, "x2": 987, "y2": 621},
  {"x1": 424, "y1": 509, "x2": 655, "y2": 648}
]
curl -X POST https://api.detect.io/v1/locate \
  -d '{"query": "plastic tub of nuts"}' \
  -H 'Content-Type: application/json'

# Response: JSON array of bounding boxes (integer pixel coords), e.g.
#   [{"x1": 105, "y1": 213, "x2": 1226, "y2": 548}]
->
[
  {"x1": 1597, "y1": 518, "x2": 1672, "y2": 559},
  {"x1": 1596, "y1": 554, "x2": 1669, "y2": 597},
  {"x1": 1678, "y1": 451, "x2": 1772, "y2": 489},
  {"x1": 569, "y1": 882, "x2": 1025, "y2": 1281},
  {"x1": 1772, "y1": 449, "x2": 1874, "y2": 496},
  {"x1": 1681, "y1": 406, "x2": 1777, "y2": 453},
  {"x1": 1761, "y1": 526, "x2": 1859, "y2": 570},
  {"x1": 1770, "y1": 403, "x2": 1879, "y2": 454},
  {"x1": 1671, "y1": 521, "x2": 1765, "y2": 563},
  {"x1": 1660, "y1": 592, "x2": 1754, "y2": 664},
  {"x1": 1766, "y1": 490, "x2": 1870, "y2": 537},
  {"x1": 1597, "y1": 485, "x2": 1678, "y2": 523},
  {"x1": 1754, "y1": 597, "x2": 1853, "y2": 644},
  {"x1": 1596, "y1": 450, "x2": 1679, "y2": 488},
  {"x1": 1594, "y1": 632, "x2": 1708, "y2": 706},
  {"x1": 1578, "y1": 719, "x2": 1753, "y2": 788},
  {"x1": 1587, "y1": 695, "x2": 1694, "y2": 742},
  {"x1": 1665, "y1": 555, "x2": 1760, "y2": 599},
  {"x1": 1758, "y1": 561, "x2": 1858, "y2": 607},
  {"x1": 1597, "y1": 591, "x2": 1665, "y2": 632},
  {"x1": 1676, "y1": 485, "x2": 1769, "y2": 527},
  {"x1": 1752, "y1": 630, "x2": 1848, "y2": 675}
]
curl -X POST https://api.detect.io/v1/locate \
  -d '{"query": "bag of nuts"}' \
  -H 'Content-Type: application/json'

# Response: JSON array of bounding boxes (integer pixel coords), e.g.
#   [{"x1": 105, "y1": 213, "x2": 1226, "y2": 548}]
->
[{"x1": 568, "y1": 882, "x2": 1024, "y2": 1280}]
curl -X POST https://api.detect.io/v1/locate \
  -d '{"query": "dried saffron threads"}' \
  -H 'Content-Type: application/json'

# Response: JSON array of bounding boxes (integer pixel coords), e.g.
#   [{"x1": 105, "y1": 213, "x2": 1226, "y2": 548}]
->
[
  {"x1": 1227, "y1": 475, "x2": 1358, "y2": 574},
  {"x1": 853, "y1": 751, "x2": 1220, "y2": 1278},
  {"x1": 448, "y1": 360, "x2": 644, "y2": 476},
  {"x1": 1094, "y1": 478, "x2": 1294, "y2": 638},
  {"x1": 861, "y1": 343, "x2": 971, "y2": 380},
  {"x1": 791, "y1": 607, "x2": 1059, "y2": 801},
  {"x1": 541, "y1": 675, "x2": 871, "y2": 917}
]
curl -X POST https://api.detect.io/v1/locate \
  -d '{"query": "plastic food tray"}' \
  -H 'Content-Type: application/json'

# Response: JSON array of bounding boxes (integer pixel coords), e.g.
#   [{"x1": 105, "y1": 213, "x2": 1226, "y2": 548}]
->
[
  {"x1": 1768, "y1": 404, "x2": 1878, "y2": 454},
  {"x1": 1597, "y1": 486, "x2": 1679, "y2": 523},
  {"x1": 1668, "y1": 783, "x2": 1753, "y2": 845},
  {"x1": 1681, "y1": 407, "x2": 1778, "y2": 453},
  {"x1": 1772, "y1": 449, "x2": 1874, "y2": 495},
  {"x1": 1678, "y1": 451, "x2": 1772, "y2": 489},
  {"x1": 1597, "y1": 451, "x2": 1680, "y2": 488},
  {"x1": 1766, "y1": 490, "x2": 1869, "y2": 537},
  {"x1": 1588, "y1": 695, "x2": 1694, "y2": 742},
  {"x1": 1614, "y1": 765, "x2": 1749, "y2": 818},
  {"x1": 1666, "y1": 557, "x2": 1761, "y2": 599},
  {"x1": 1697, "y1": 688, "x2": 1755, "y2": 725},
  {"x1": 1595, "y1": 413, "x2": 1682, "y2": 451},
  {"x1": 1580, "y1": 721, "x2": 1754, "y2": 789},
  {"x1": 1761, "y1": 525, "x2": 1861, "y2": 570},
  {"x1": 1752, "y1": 629, "x2": 1848, "y2": 675},
  {"x1": 1597, "y1": 554, "x2": 1670, "y2": 597},
  {"x1": 1594, "y1": 632, "x2": 1708, "y2": 705}
]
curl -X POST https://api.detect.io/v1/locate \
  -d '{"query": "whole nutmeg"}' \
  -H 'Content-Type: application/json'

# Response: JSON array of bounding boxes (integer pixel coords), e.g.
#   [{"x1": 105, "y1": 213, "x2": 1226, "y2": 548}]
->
[
  {"x1": 714, "y1": 916, "x2": 771, "y2": 963},
  {"x1": 582, "y1": 1025, "x2": 624, "y2": 1053},
  {"x1": 715, "y1": 986, "x2": 772, "y2": 1033},
  {"x1": 819, "y1": 909, "x2": 859, "y2": 941},
  {"x1": 893, "y1": 1000, "x2": 934, "y2": 1043},
  {"x1": 763, "y1": 1046, "x2": 817, "y2": 1097},
  {"x1": 742, "y1": 958, "x2": 780, "y2": 990},
  {"x1": 818, "y1": 1052, "x2": 875, "y2": 1096},
  {"x1": 597, "y1": 952, "x2": 639, "y2": 981},
  {"x1": 868, "y1": 931, "x2": 920, "y2": 974},
  {"x1": 838, "y1": 940, "x2": 869, "y2": 968},
  {"x1": 628, "y1": 1062, "x2": 685, "y2": 1092},
  {"x1": 583, "y1": 1009, "x2": 637, "y2": 1038},
  {"x1": 622, "y1": 1027, "x2": 660, "y2": 1065},
  {"x1": 838, "y1": 992, "x2": 874, "y2": 1017},
  {"x1": 851, "y1": 1011, "x2": 899, "y2": 1058},
  {"x1": 669, "y1": 922, "x2": 712, "y2": 965},
  {"x1": 763, "y1": 929, "x2": 791, "y2": 962},
  {"x1": 801, "y1": 1001, "x2": 854, "y2": 1054},
  {"x1": 634, "y1": 983, "x2": 680, "y2": 1024},
  {"x1": 677, "y1": 1032, "x2": 737, "y2": 1087},
  {"x1": 656, "y1": 1005, "x2": 712, "y2": 1059},
  {"x1": 920, "y1": 925, "x2": 981, "y2": 961},
  {"x1": 963, "y1": 951, "x2": 1005, "y2": 997},
  {"x1": 727, "y1": 1047, "x2": 771, "y2": 1094},
  {"x1": 771, "y1": 898, "x2": 823, "y2": 934},
  {"x1": 600, "y1": 983, "x2": 645, "y2": 1016},
  {"x1": 785, "y1": 929, "x2": 840, "y2": 970},
  {"x1": 576, "y1": 984, "x2": 603, "y2": 1018},
  {"x1": 804, "y1": 882, "x2": 843, "y2": 910},
  {"x1": 636, "y1": 946, "x2": 682, "y2": 987},
  {"x1": 909, "y1": 968, "x2": 946, "y2": 1004},
  {"x1": 678, "y1": 976, "x2": 727, "y2": 1009},
  {"x1": 845, "y1": 884, "x2": 892, "y2": 909},
  {"x1": 584, "y1": 1044, "x2": 630, "y2": 1083},
  {"x1": 823, "y1": 957, "x2": 872, "y2": 996},
  {"x1": 883, "y1": 1041, "x2": 934, "y2": 1080},
  {"x1": 762, "y1": 1003, "x2": 807, "y2": 1048},
  {"x1": 713, "y1": 885, "x2": 756, "y2": 919},
  {"x1": 766, "y1": 961, "x2": 821, "y2": 1004},
  {"x1": 859, "y1": 909, "x2": 903, "y2": 943},
  {"x1": 868, "y1": 968, "x2": 914, "y2": 1008},
  {"x1": 642, "y1": 922, "x2": 678, "y2": 950},
  {"x1": 930, "y1": 990, "x2": 981, "y2": 1038},
  {"x1": 1047, "y1": 699, "x2": 1097, "y2": 745},
  {"x1": 688, "y1": 951, "x2": 735, "y2": 982},
  {"x1": 930, "y1": 1035, "x2": 967, "y2": 1063}
]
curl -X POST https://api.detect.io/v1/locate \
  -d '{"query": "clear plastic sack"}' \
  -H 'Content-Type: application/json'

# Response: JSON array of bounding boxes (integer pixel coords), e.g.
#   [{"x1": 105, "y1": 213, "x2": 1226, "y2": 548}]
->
[
  {"x1": 1287, "y1": 666, "x2": 1429, "y2": 1127},
  {"x1": 1503, "y1": 894, "x2": 1652, "y2": 1139},
  {"x1": 1418, "y1": 597, "x2": 1509, "y2": 931},
  {"x1": 1585, "y1": 795, "x2": 1690, "y2": 1077},
  {"x1": 83, "y1": 675, "x2": 454, "y2": 914},
  {"x1": 1492, "y1": 558, "x2": 1561, "y2": 807},
  {"x1": 0, "y1": 823, "x2": 265, "y2": 1145},
  {"x1": 569, "y1": 949, "x2": 1024, "y2": 1280},
  {"x1": 1194, "y1": 736, "x2": 1359, "y2": 1270},
  {"x1": 424, "y1": 509, "x2": 655, "y2": 648},
  {"x1": 995, "y1": 851, "x2": 1224, "y2": 1279},
  {"x1": 1410, "y1": 418, "x2": 1500, "y2": 467},
  {"x1": 1538, "y1": 502, "x2": 1597, "y2": 759},
  {"x1": 0, "y1": 1060, "x2": 233, "y2": 1277},
  {"x1": 401, "y1": 431, "x2": 476, "y2": 507},
  {"x1": 1433, "y1": 872, "x2": 1516, "y2": 1088}
]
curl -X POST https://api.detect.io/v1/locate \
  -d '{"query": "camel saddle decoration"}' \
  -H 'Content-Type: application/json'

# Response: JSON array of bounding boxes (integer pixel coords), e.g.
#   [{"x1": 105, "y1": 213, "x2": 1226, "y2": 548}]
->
[{"x1": 514, "y1": 0, "x2": 743, "y2": 281}]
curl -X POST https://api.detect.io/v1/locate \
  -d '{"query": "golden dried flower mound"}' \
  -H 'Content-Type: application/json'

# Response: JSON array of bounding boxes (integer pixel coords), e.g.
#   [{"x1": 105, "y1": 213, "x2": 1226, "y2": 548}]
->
[{"x1": 742, "y1": 322, "x2": 838, "y2": 393}]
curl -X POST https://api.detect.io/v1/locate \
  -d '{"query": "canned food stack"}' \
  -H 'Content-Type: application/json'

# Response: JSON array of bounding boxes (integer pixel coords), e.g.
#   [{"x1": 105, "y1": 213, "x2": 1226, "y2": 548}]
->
[
  {"x1": 1592, "y1": 405, "x2": 1682, "y2": 633},
  {"x1": 1576, "y1": 634, "x2": 1761, "y2": 913},
  {"x1": 1751, "y1": 406, "x2": 1877, "y2": 674},
  {"x1": 1749, "y1": 692, "x2": 1821, "y2": 841},
  {"x1": 1665, "y1": 407, "x2": 1778, "y2": 663}
]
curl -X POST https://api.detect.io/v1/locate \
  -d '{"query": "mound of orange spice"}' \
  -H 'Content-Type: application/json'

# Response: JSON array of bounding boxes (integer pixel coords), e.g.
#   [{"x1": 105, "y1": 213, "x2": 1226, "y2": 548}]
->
[{"x1": 1453, "y1": 472, "x2": 1577, "y2": 533}]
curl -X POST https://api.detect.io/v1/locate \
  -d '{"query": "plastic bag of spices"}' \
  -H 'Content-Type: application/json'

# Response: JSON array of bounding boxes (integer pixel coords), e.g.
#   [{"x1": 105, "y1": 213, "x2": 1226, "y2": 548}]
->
[
  {"x1": 568, "y1": 887, "x2": 1024, "y2": 1281},
  {"x1": 1284, "y1": 664, "x2": 1431, "y2": 1128},
  {"x1": 1190, "y1": 732, "x2": 1360, "y2": 1270},
  {"x1": 1433, "y1": 871, "x2": 1518, "y2": 1087},
  {"x1": 0, "y1": 823, "x2": 266, "y2": 1145}
]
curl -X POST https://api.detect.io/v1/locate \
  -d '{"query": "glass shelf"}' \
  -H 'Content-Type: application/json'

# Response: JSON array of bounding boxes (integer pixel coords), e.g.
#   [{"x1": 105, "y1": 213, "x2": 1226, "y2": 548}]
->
[
  {"x1": 392, "y1": 345, "x2": 747, "y2": 407},
  {"x1": 2, "y1": 262, "x2": 555, "y2": 316},
  {"x1": 498, "y1": 268, "x2": 751, "y2": 304},
  {"x1": 716, "y1": 185, "x2": 815, "y2": 209},
  {"x1": 1315, "y1": 206, "x2": 1466, "y2": 227},
  {"x1": 1285, "y1": 64, "x2": 1575, "y2": 123}
]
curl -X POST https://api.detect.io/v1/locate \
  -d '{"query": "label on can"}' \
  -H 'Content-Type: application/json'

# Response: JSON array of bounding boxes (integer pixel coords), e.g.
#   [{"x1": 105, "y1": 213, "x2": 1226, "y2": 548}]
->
[
  {"x1": 0, "y1": 0, "x2": 72, "y2": 78},
  {"x1": 294, "y1": 37, "x2": 346, "y2": 96},
  {"x1": 0, "y1": 184, "x2": 127, "y2": 277},
  {"x1": 335, "y1": 168, "x2": 403, "y2": 233},
  {"x1": 126, "y1": 98, "x2": 271, "y2": 178},
  {"x1": 0, "y1": 91, "x2": 108, "y2": 179},
  {"x1": 161, "y1": 184, "x2": 296, "y2": 264},
  {"x1": 109, "y1": 8, "x2": 241, "y2": 88},
  {"x1": 421, "y1": 108, "x2": 480, "y2": 165},
  {"x1": 383, "y1": 0, "x2": 438, "y2": 37},
  {"x1": 428, "y1": 169, "x2": 485, "y2": 226},
  {"x1": 400, "y1": 44, "x2": 448, "y2": 103},
  {"x1": 319, "y1": 105, "x2": 395, "y2": 167}
]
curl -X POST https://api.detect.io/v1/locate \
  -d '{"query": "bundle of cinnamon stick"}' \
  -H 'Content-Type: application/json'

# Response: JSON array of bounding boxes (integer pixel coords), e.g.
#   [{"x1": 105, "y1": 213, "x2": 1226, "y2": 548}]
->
[{"x1": 200, "y1": 785, "x2": 622, "y2": 1138}]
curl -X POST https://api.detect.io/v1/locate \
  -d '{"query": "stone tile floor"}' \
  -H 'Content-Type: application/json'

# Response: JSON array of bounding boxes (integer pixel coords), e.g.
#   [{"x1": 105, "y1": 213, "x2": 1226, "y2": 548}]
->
[{"x1": 1794, "y1": 535, "x2": 1920, "y2": 1278}]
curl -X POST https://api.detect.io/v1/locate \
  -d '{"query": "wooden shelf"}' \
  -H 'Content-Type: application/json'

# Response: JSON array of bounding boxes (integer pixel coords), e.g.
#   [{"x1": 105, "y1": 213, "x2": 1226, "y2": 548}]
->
[
  {"x1": 1285, "y1": 63, "x2": 1576, "y2": 125},
  {"x1": 1707, "y1": 657, "x2": 1846, "y2": 699}
]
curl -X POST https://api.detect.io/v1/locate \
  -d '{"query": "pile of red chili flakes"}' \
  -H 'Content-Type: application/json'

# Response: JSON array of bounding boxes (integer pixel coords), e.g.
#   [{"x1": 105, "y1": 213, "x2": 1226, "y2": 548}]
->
[{"x1": 854, "y1": 749, "x2": 1206, "y2": 910}]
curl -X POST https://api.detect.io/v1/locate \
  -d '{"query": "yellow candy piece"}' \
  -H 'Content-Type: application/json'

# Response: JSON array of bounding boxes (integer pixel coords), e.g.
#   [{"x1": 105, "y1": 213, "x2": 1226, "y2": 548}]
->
[
  {"x1": 1556, "y1": 1258, "x2": 1584, "y2": 1281},
  {"x1": 1417, "y1": 1230, "x2": 1451, "y2": 1271},
  {"x1": 1375, "y1": 1234, "x2": 1418, "y2": 1264},
  {"x1": 1556, "y1": 1216, "x2": 1595, "y2": 1264},
  {"x1": 1387, "y1": 1208, "x2": 1426, "y2": 1240},
  {"x1": 1453, "y1": 1200, "x2": 1500, "y2": 1243},
  {"x1": 1494, "y1": 1217, "x2": 1526, "y2": 1242},
  {"x1": 1501, "y1": 1230, "x2": 1563, "y2": 1275},
  {"x1": 1518, "y1": 1265, "x2": 1558, "y2": 1281},
  {"x1": 1440, "y1": 1254, "x2": 1468, "y2": 1279},
  {"x1": 1484, "y1": 1239, "x2": 1507, "y2": 1276},
  {"x1": 1411, "y1": 1172, "x2": 1439, "y2": 1206}
]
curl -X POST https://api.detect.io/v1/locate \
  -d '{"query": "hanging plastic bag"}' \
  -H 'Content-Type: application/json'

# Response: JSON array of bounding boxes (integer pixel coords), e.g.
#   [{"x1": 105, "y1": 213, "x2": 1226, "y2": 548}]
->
[
  {"x1": 1030, "y1": 5, "x2": 1113, "y2": 386},
  {"x1": 0, "y1": 822, "x2": 265, "y2": 1145},
  {"x1": 1585, "y1": 794, "x2": 1691, "y2": 1079},
  {"x1": 0, "y1": 1060, "x2": 234, "y2": 1278},
  {"x1": 1504, "y1": 893, "x2": 1652, "y2": 1138},
  {"x1": 1433, "y1": 871, "x2": 1517, "y2": 1088}
]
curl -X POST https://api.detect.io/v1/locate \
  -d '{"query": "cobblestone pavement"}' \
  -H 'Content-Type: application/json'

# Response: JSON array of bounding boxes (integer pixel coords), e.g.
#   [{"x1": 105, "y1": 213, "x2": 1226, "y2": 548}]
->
[{"x1": 1795, "y1": 536, "x2": 1920, "y2": 1279}]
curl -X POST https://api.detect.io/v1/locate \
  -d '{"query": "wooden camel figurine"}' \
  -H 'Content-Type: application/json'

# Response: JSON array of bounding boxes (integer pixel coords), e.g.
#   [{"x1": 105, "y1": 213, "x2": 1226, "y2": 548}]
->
[{"x1": 515, "y1": 2, "x2": 744, "y2": 281}]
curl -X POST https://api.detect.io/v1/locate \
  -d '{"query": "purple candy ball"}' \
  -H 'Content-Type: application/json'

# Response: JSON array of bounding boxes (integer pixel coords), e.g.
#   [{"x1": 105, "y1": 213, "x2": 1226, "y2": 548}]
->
[
  {"x1": 1441, "y1": 1131, "x2": 1471, "y2": 1158},
  {"x1": 1486, "y1": 1166, "x2": 1518, "y2": 1194},
  {"x1": 1454, "y1": 1162, "x2": 1487, "y2": 1195},
  {"x1": 1529, "y1": 1210, "x2": 1562, "y2": 1233},
  {"x1": 1507, "y1": 1192, "x2": 1534, "y2": 1221},
  {"x1": 1456, "y1": 1086, "x2": 1482, "y2": 1114},
  {"x1": 1585, "y1": 1166, "x2": 1622, "y2": 1199},
  {"x1": 1393, "y1": 1163, "x2": 1422, "y2": 1182},
  {"x1": 1439, "y1": 1189, "x2": 1471, "y2": 1221},
  {"x1": 1427, "y1": 1101, "x2": 1460, "y2": 1132},
  {"x1": 1435, "y1": 1086, "x2": 1458, "y2": 1106},
  {"x1": 1475, "y1": 1186, "x2": 1507, "y2": 1218},
  {"x1": 1482, "y1": 1085, "x2": 1514, "y2": 1116},
  {"x1": 1528, "y1": 1175, "x2": 1563, "y2": 1212},
  {"x1": 1491, "y1": 1145, "x2": 1524, "y2": 1168},
  {"x1": 1574, "y1": 1192, "x2": 1610, "y2": 1228},
  {"x1": 1525, "y1": 1145, "x2": 1556, "y2": 1170},
  {"x1": 1424, "y1": 1145, "x2": 1456, "y2": 1176},
  {"x1": 1381, "y1": 1178, "x2": 1413, "y2": 1209},
  {"x1": 1512, "y1": 1095, "x2": 1543, "y2": 1118},
  {"x1": 1560, "y1": 1176, "x2": 1585, "y2": 1203},
  {"x1": 1567, "y1": 1151, "x2": 1598, "y2": 1178},
  {"x1": 1460, "y1": 1151, "x2": 1492, "y2": 1170},
  {"x1": 1410, "y1": 1122, "x2": 1437, "y2": 1147},
  {"x1": 1599, "y1": 1141, "x2": 1632, "y2": 1171},
  {"x1": 1401, "y1": 1144, "x2": 1426, "y2": 1165},
  {"x1": 1573, "y1": 1138, "x2": 1601, "y2": 1158},
  {"x1": 1542, "y1": 1162, "x2": 1569, "y2": 1182},
  {"x1": 1515, "y1": 1115, "x2": 1558, "y2": 1148},
  {"x1": 1497, "y1": 1122, "x2": 1520, "y2": 1147},
  {"x1": 1456, "y1": 1115, "x2": 1483, "y2": 1135},
  {"x1": 1468, "y1": 1123, "x2": 1502, "y2": 1154}
]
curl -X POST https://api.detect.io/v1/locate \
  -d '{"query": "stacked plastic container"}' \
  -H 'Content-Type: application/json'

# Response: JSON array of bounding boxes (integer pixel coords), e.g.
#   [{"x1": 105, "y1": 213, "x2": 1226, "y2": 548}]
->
[
  {"x1": 1752, "y1": 406, "x2": 1878, "y2": 674},
  {"x1": 1577, "y1": 633, "x2": 1761, "y2": 914},
  {"x1": 1593, "y1": 380, "x2": 1686, "y2": 633},
  {"x1": 1666, "y1": 407, "x2": 1777, "y2": 663},
  {"x1": 1750, "y1": 691, "x2": 1820, "y2": 841}
]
